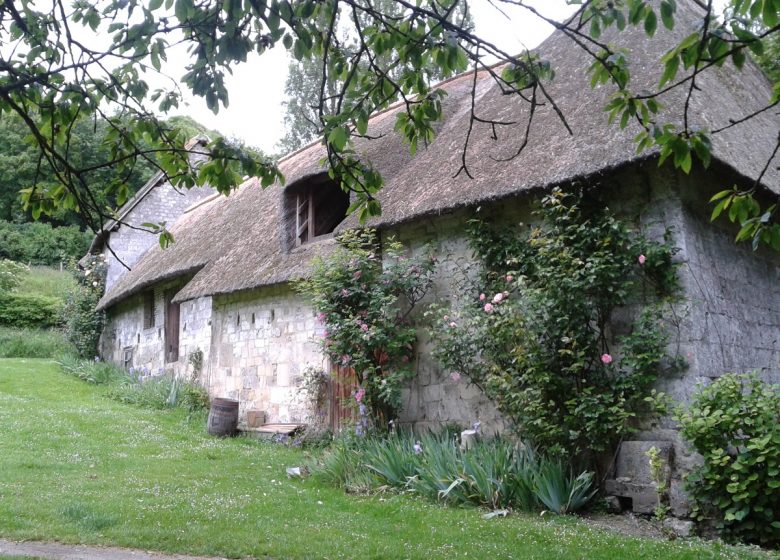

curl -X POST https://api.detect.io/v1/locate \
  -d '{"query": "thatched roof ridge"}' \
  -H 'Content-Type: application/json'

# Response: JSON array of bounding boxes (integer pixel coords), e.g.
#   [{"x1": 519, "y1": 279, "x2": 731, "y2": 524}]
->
[{"x1": 99, "y1": 0, "x2": 778, "y2": 309}]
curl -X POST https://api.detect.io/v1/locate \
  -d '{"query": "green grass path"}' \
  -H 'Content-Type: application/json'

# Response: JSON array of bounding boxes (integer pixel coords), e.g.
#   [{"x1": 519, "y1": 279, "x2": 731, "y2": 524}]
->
[{"x1": 0, "y1": 359, "x2": 774, "y2": 560}]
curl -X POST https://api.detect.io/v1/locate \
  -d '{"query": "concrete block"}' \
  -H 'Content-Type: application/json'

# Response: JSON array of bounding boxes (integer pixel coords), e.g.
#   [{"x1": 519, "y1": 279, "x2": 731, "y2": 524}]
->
[
  {"x1": 614, "y1": 440, "x2": 673, "y2": 485},
  {"x1": 603, "y1": 479, "x2": 658, "y2": 514}
]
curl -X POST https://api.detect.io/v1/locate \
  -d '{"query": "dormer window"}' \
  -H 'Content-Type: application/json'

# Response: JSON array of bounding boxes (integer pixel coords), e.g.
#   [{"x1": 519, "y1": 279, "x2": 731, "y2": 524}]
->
[{"x1": 292, "y1": 175, "x2": 350, "y2": 245}]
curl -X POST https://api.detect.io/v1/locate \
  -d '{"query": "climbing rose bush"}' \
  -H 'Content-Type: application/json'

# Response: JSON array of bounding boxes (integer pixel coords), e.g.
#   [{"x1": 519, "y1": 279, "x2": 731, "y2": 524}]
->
[
  {"x1": 428, "y1": 188, "x2": 680, "y2": 461},
  {"x1": 296, "y1": 229, "x2": 435, "y2": 425}
]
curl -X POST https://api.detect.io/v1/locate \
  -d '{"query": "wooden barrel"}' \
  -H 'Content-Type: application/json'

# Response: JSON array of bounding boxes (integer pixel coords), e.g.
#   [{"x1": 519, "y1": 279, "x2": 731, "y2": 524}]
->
[{"x1": 207, "y1": 398, "x2": 239, "y2": 436}]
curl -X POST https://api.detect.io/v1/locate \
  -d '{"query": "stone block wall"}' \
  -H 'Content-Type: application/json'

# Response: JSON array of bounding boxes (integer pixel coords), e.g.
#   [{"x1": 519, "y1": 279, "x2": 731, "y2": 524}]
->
[
  {"x1": 102, "y1": 179, "x2": 215, "y2": 290},
  {"x1": 178, "y1": 296, "x2": 214, "y2": 382},
  {"x1": 101, "y1": 278, "x2": 191, "y2": 376},
  {"x1": 207, "y1": 285, "x2": 326, "y2": 425}
]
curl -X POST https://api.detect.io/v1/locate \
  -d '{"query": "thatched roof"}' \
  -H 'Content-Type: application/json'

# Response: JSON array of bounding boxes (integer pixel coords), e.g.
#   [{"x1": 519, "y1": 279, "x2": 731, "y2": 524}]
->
[{"x1": 98, "y1": 0, "x2": 778, "y2": 310}]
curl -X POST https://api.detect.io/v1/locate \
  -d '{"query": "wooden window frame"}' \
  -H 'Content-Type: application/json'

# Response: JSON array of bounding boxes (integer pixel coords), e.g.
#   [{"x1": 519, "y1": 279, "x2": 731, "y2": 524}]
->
[
  {"x1": 142, "y1": 291, "x2": 155, "y2": 329},
  {"x1": 294, "y1": 179, "x2": 350, "y2": 246},
  {"x1": 296, "y1": 190, "x2": 314, "y2": 246}
]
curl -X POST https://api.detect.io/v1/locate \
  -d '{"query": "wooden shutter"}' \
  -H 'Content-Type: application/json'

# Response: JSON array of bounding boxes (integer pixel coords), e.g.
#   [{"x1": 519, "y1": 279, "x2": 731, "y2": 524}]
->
[
  {"x1": 164, "y1": 291, "x2": 180, "y2": 363},
  {"x1": 328, "y1": 364, "x2": 358, "y2": 432}
]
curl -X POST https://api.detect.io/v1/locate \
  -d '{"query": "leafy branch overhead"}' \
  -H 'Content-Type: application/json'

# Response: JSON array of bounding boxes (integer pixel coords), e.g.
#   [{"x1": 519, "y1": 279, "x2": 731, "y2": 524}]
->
[{"x1": 0, "y1": 0, "x2": 778, "y2": 248}]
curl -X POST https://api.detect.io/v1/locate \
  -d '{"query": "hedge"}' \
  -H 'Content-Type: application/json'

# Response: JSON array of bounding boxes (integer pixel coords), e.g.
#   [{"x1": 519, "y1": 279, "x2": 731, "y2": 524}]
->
[{"x1": 0, "y1": 293, "x2": 62, "y2": 328}]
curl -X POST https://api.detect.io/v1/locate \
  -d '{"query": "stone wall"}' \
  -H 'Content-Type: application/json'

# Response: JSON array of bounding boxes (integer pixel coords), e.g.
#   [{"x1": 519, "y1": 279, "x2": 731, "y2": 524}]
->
[
  {"x1": 621, "y1": 165, "x2": 780, "y2": 514},
  {"x1": 179, "y1": 296, "x2": 214, "y2": 381},
  {"x1": 102, "y1": 179, "x2": 215, "y2": 290},
  {"x1": 384, "y1": 211, "x2": 515, "y2": 434},
  {"x1": 98, "y1": 162, "x2": 779, "y2": 508},
  {"x1": 207, "y1": 285, "x2": 326, "y2": 425},
  {"x1": 100, "y1": 278, "x2": 192, "y2": 376}
]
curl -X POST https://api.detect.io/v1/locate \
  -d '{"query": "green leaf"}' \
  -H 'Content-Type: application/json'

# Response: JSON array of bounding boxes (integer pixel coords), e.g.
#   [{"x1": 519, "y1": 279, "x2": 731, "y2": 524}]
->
[
  {"x1": 711, "y1": 198, "x2": 729, "y2": 221},
  {"x1": 644, "y1": 10, "x2": 657, "y2": 37},
  {"x1": 763, "y1": 0, "x2": 779, "y2": 27},
  {"x1": 732, "y1": 48, "x2": 746, "y2": 70},
  {"x1": 709, "y1": 189, "x2": 733, "y2": 203},
  {"x1": 660, "y1": 0, "x2": 675, "y2": 30},
  {"x1": 659, "y1": 55, "x2": 679, "y2": 86},
  {"x1": 328, "y1": 126, "x2": 349, "y2": 151}
]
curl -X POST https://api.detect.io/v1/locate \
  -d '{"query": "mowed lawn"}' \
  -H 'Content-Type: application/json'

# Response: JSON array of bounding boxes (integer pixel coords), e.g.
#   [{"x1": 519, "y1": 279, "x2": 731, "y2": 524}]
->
[{"x1": 0, "y1": 359, "x2": 773, "y2": 560}]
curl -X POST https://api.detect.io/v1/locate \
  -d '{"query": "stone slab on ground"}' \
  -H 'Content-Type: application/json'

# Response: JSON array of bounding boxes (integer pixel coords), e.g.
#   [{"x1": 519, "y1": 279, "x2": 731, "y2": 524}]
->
[{"x1": 0, "y1": 539, "x2": 227, "y2": 560}]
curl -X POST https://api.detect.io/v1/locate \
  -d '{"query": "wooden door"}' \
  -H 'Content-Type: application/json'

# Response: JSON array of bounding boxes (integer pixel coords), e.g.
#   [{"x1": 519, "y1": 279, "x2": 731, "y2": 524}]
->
[
  {"x1": 164, "y1": 291, "x2": 180, "y2": 363},
  {"x1": 328, "y1": 364, "x2": 357, "y2": 432}
]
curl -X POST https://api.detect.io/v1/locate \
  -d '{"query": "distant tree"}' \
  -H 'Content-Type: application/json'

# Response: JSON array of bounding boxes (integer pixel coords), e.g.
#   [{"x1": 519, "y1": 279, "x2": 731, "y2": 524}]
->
[
  {"x1": 279, "y1": 0, "x2": 473, "y2": 154},
  {"x1": 0, "y1": 112, "x2": 223, "y2": 228}
]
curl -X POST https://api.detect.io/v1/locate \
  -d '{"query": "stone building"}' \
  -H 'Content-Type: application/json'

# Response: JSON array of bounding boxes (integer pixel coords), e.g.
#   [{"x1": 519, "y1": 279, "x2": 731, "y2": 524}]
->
[{"x1": 90, "y1": 1, "x2": 778, "y2": 514}]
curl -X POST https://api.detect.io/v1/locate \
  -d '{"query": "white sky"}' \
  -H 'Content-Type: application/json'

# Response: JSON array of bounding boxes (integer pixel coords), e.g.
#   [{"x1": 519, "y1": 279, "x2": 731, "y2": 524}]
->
[
  {"x1": 166, "y1": 0, "x2": 578, "y2": 152},
  {"x1": 164, "y1": 0, "x2": 727, "y2": 152}
]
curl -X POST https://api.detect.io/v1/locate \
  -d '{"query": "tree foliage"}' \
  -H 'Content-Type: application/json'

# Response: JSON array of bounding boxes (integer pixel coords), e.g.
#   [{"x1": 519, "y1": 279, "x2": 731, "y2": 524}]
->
[
  {"x1": 278, "y1": 0, "x2": 473, "y2": 153},
  {"x1": 0, "y1": 0, "x2": 777, "y2": 247},
  {"x1": 0, "y1": 221, "x2": 90, "y2": 265}
]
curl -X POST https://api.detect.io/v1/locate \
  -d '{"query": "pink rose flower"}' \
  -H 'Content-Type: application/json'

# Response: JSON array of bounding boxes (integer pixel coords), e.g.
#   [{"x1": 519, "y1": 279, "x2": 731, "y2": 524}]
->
[
  {"x1": 479, "y1": 293, "x2": 486, "y2": 301},
  {"x1": 638, "y1": 254, "x2": 647, "y2": 265},
  {"x1": 506, "y1": 275, "x2": 513, "y2": 282},
  {"x1": 492, "y1": 293, "x2": 504, "y2": 304},
  {"x1": 449, "y1": 322, "x2": 457, "y2": 328},
  {"x1": 601, "y1": 353, "x2": 613, "y2": 365},
  {"x1": 450, "y1": 372, "x2": 461, "y2": 382},
  {"x1": 484, "y1": 303, "x2": 494, "y2": 313}
]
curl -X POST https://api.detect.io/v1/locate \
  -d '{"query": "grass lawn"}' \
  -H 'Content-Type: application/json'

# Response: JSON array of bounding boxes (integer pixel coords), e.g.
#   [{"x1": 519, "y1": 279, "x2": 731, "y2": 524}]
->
[
  {"x1": 0, "y1": 359, "x2": 774, "y2": 560},
  {"x1": 15, "y1": 266, "x2": 75, "y2": 298}
]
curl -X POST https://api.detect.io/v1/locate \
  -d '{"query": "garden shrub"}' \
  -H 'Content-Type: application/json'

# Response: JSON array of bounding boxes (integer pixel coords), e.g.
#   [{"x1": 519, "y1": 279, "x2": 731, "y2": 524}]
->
[
  {"x1": 0, "y1": 292, "x2": 62, "y2": 328},
  {"x1": 312, "y1": 431, "x2": 594, "y2": 513},
  {"x1": 61, "y1": 254, "x2": 106, "y2": 358},
  {"x1": 296, "y1": 229, "x2": 435, "y2": 425},
  {"x1": 0, "y1": 259, "x2": 28, "y2": 292},
  {"x1": 0, "y1": 327, "x2": 71, "y2": 358},
  {"x1": 676, "y1": 373, "x2": 780, "y2": 546},
  {"x1": 429, "y1": 188, "x2": 680, "y2": 462}
]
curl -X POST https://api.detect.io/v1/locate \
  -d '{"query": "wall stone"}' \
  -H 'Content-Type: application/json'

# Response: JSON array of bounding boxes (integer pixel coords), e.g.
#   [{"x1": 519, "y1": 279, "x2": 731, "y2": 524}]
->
[
  {"x1": 102, "y1": 180, "x2": 215, "y2": 290},
  {"x1": 206, "y1": 285, "x2": 326, "y2": 425},
  {"x1": 101, "y1": 278, "x2": 193, "y2": 376}
]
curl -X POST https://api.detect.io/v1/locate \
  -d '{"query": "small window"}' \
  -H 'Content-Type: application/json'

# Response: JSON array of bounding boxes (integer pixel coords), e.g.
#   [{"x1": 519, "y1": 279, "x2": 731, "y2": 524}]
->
[
  {"x1": 292, "y1": 176, "x2": 350, "y2": 246},
  {"x1": 143, "y1": 291, "x2": 155, "y2": 329},
  {"x1": 123, "y1": 347, "x2": 133, "y2": 369}
]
